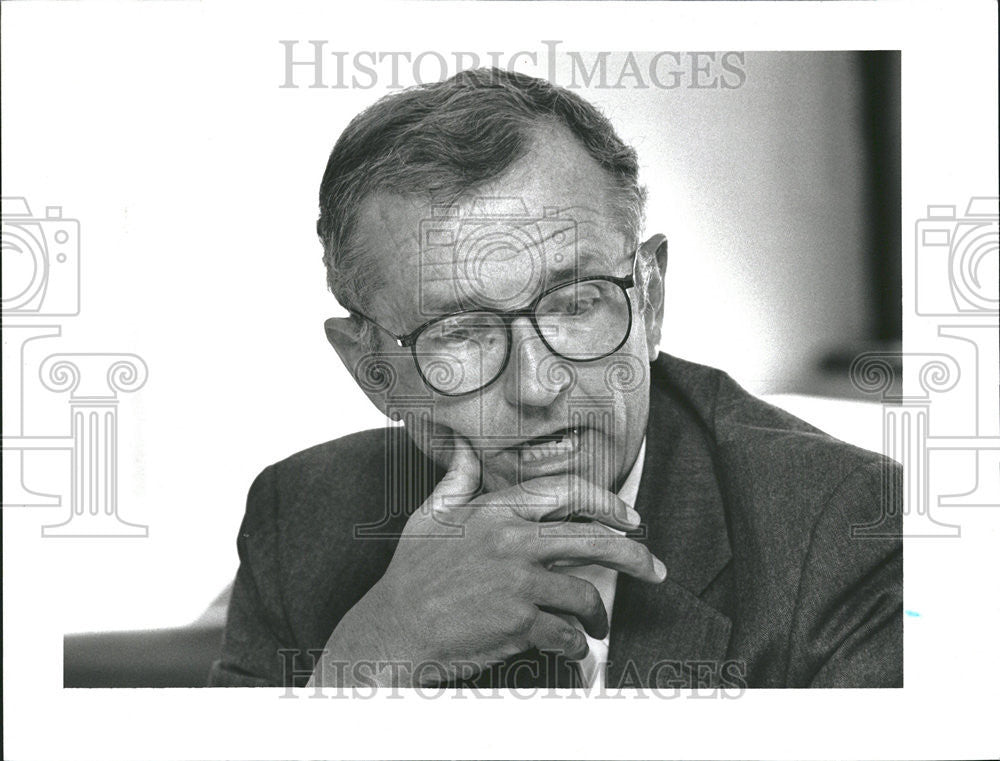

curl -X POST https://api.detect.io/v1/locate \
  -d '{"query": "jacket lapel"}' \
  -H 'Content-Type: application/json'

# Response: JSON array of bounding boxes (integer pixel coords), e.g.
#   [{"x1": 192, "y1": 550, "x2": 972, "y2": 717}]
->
[{"x1": 606, "y1": 356, "x2": 734, "y2": 687}]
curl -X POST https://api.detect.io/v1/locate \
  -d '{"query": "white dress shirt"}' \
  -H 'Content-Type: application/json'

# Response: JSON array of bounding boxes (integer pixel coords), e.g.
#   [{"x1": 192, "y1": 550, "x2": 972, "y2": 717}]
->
[{"x1": 556, "y1": 438, "x2": 646, "y2": 688}]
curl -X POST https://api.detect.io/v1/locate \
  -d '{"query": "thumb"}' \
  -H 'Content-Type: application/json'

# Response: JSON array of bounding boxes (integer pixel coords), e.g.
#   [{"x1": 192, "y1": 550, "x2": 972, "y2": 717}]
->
[{"x1": 429, "y1": 435, "x2": 481, "y2": 514}]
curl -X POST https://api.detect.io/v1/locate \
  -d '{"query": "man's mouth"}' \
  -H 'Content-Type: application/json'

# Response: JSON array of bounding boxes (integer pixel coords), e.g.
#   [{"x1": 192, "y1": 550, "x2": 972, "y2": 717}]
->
[{"x1": 517, "y1": 426, "x2": 584, "y2": 465}]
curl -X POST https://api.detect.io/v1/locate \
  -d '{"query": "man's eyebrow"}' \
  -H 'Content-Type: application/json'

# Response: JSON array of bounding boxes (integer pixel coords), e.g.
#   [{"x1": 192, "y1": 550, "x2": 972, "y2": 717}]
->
[
  {"x1": 416, "y1": 290, "x2": 470, "y2": 316},
  {"x1": 541, "y1": 257, "x2": 587, "y2": 288},
  {"x1": 416, "y1": 252, "x2": 619, "y2": 317}
]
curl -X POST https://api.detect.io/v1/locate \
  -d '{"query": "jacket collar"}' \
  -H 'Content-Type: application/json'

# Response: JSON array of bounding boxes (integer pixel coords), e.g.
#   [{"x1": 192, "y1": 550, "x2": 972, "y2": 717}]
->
[{"x1": 606, "y1": 354, "x2": 734, "y2": 687}]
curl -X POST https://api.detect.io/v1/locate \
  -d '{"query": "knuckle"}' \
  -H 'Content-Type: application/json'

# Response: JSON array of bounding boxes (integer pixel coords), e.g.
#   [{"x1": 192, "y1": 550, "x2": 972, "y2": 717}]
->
[
  {"x1": 510, "y1": 564, "x2": 536, "y2": 597},
  {"x1": 598, "y1": 537, "x2": 636, "y2": 568},
  {"x1": 506, "y1": 603, "x2": 537, "y2": 637},
  {"x1": 567, "y1": 476, "x2": 593, "y2": 506},
  {"x1": 487, "y1": 523, "x2": 523, "y2": 555},
  {"x1": 591, "y1": 529, "x2": 619, "y2": 555},
  {"x1": 560, "y1": 627, "x2": 584, "y2": 655}
]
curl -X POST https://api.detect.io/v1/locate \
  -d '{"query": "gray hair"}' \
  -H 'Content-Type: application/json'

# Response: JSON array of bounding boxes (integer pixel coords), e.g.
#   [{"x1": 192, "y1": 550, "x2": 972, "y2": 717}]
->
[{"x1": 317, "y1": 67, "x2": 648, "y2": 344}]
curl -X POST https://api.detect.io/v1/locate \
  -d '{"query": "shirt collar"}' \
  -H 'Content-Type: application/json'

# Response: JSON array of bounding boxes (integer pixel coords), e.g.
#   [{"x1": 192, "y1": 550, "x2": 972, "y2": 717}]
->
[{"x1": 617, "y1": 436, "x2": 646, "y2": 509}]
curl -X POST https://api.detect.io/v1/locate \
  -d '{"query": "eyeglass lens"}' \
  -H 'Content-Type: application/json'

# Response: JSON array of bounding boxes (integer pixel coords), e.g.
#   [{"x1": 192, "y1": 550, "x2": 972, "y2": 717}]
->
[{"x1": 413, "y1": 279, "x2": 631, "y2": 394}]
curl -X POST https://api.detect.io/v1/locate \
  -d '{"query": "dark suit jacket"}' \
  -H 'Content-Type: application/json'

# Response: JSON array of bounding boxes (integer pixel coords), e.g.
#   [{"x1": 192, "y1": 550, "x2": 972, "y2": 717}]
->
[{"x1": 209, "y1": 354, "x2": 902, "y2": 688}]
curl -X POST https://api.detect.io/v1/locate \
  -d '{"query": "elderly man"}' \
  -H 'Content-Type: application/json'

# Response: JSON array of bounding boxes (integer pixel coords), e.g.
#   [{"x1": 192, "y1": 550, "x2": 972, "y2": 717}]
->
[{"x1": 209, "y1": 68, "x2": 902, "y2": 689}]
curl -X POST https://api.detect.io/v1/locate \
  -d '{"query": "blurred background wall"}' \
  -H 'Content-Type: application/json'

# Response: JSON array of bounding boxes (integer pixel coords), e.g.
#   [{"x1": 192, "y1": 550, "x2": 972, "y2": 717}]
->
[{"x1": 597, "y1": 51, "x2": 901, "y2": 397}]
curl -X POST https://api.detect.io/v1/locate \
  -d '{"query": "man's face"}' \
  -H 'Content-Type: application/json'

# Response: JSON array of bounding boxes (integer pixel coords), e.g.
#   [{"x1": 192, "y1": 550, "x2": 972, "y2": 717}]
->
[{"x1": 348, "y1": 126, "x2": 659, "y2": 493}]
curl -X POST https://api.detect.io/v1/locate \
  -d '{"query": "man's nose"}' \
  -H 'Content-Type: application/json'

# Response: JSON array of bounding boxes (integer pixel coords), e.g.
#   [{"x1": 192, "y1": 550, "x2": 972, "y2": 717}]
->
[{"x1": 501, "y1": 317, "x2": 570, "y2": 407}]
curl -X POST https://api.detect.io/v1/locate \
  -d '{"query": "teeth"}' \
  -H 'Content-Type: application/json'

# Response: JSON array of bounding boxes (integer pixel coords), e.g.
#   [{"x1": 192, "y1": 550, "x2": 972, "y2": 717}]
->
[{"x1": 520, "y1": 428, "x2": 581, "y2": 464}]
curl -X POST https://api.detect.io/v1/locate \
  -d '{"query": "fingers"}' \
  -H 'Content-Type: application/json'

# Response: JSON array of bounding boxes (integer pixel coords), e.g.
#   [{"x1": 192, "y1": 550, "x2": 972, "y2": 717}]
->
[
  {"x1": 495, "y1": 475, "x2": 640, "y2": 532},
  {"x1": 535, "y1": 522, "x2": 667, "y2": 584},
  {"x1": 534, "y1": 573, "x2": 609, "y2": 640},
  {"x1": 429, "y1": 435, "x2": 481, "y2": 515},
  {"x1": 527, "y1": 610, "x2": 589, "y2": 661}
]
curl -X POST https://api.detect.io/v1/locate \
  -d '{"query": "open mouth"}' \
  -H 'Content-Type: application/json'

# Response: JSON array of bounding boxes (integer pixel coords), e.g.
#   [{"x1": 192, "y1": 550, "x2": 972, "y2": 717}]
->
[{"x1": 518, "y1": 426, "x2": 584, "y2": 465}]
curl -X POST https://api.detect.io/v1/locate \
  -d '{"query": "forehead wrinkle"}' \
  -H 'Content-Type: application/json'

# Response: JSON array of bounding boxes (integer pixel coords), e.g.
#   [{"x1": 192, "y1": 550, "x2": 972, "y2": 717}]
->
[
  {"x1": 414, "y1": 246, "x2": 625, "y2": 317},
  {"x1": 391, "y1": 216, "x2": 628, "y2": 318},
  {"x1": 400, "y1": 213, "x2": 617, "y2": 266}
]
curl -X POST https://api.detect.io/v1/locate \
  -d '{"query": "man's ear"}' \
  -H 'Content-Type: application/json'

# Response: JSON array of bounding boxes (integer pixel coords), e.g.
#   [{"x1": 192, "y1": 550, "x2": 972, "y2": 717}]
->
[
  {"x1": 324, "y1": 316, "x2": 393, "y2": 418},
  {"x1": 635, "y1": 234, "x2": 669, "y2": 362}
]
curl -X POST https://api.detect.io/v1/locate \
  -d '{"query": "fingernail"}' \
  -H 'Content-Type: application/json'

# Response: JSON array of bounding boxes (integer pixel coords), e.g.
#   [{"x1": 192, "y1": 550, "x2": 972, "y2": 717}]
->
[
  {"x1": 626, "y1": 507, "x2": 641, "y2": 526},
  {"x1": 653, "y1": 557, "x2": 667, "y2": 580}
]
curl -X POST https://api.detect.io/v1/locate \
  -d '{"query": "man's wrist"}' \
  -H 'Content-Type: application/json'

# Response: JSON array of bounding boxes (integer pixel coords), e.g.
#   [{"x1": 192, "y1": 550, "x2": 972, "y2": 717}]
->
[{"x1": 309, "y1": 582, "x2": 407, "y2": 688}]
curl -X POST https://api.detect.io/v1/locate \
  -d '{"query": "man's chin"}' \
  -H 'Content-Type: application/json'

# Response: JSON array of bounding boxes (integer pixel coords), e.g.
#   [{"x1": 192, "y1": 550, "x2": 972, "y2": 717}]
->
[{"x1": 481, "y1": 441, "x2": 621, "y2": 493}]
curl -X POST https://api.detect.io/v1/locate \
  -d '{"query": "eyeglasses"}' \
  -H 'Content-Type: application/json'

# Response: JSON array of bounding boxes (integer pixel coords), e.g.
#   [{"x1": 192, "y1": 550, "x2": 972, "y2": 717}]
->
[{"x1": 351, "y1": 274, "x2": 635, "y2": 396}]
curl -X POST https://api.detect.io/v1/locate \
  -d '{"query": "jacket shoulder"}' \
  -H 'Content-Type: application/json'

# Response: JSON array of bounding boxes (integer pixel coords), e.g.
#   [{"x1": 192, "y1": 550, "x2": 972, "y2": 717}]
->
[
  {"x1": 239, "y1": 428, "x2": 391, "y2": 534},
  {"x1": 653, "y1": 353, "x2": 896, "y2": 499},
  {"x1": 271, "y1": 429, "x2": 389, "y2": 506},
  {"x1": 651, "y1": 353, "x2": 900, "y2": 578}
]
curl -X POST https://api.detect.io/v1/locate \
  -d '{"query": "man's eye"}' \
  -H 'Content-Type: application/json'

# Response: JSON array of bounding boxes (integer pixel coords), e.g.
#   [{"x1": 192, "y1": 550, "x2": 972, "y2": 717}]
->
[
  {"x1": 551, "y1": 287, "x2": 602, "y2": 315},
  {"x1": 540, "y1": 283, "x2": 601, "y2": 317},
  {"x1": 426, "y1": 319, "x2": 480, "y2": 345},
  {"x1": 565, "y1": 295, "x2": 599, "y2": 315},
  {"x1": 430, "y1": 327, "x2": 472, "y2": 343}
]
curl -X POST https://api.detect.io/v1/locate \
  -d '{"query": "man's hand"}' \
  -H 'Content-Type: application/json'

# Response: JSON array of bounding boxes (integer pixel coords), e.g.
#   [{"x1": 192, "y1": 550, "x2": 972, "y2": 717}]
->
[{"x1": 310, "y1": 437, "x2": 666, "y2": 688}]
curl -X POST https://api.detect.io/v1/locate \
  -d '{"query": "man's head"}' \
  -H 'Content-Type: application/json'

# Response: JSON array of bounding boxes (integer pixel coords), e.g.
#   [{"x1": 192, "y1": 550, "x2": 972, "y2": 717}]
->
[{"x1": 320, "y1": 68, "x2": 668, "y2": 493}]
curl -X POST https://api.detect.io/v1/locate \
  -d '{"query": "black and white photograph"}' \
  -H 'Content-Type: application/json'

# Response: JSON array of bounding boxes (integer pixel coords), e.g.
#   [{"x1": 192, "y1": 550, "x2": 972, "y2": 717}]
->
[{"x1": 2, "y1": 2, "x2": 997, "y2": 760}]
